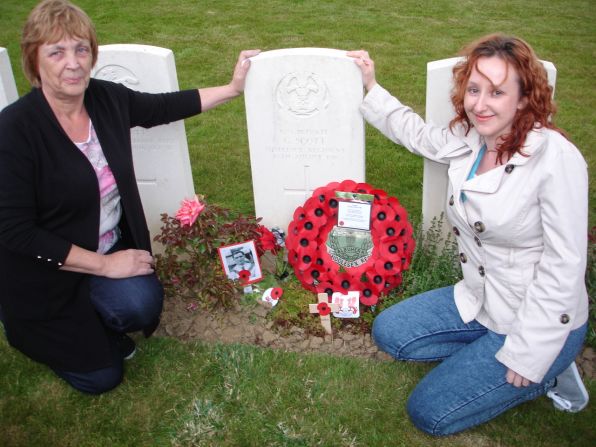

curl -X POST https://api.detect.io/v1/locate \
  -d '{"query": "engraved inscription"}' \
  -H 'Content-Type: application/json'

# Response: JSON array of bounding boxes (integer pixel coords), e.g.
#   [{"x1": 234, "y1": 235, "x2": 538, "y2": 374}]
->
[
  {"x1": 269, "y1": 128, "x2": 343, "y2": 161},
  {"x1": 94, "y1": 64, "x2": 140, "y2": 87},
  {"x1": 276, "y1": 71, "x2": 329, "y2": 117}
]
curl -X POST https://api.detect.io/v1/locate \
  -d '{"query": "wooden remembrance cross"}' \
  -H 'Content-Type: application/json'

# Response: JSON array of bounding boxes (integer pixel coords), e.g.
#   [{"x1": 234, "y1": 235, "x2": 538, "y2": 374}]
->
[{"x1": 309, "y1": 293, "x2": 340, "y2": 335}]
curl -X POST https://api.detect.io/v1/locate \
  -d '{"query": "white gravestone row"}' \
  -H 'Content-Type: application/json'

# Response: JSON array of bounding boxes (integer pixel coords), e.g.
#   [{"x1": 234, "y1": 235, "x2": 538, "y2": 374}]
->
[
  {"x1": 244, "y1": 48, "x2": 365, "y2": 229},
  {"x1": 423, "y1": 57, "x2": 557, "y2": 235},
  {"x1": 0, "y1": 47, "x2": 18, "y2": 112},
  {"x1": 2, "y1": 44, "x2": 558, "y2": 245},
  {"x1": 92, "y1": 44, "x2": 195, "y2": 245}
]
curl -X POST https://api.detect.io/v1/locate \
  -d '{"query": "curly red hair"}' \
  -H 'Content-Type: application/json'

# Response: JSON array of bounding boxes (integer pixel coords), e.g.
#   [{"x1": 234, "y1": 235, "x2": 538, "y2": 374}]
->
[{"x1": 449, "y1": 34, "x2": 566, "y2": 160}]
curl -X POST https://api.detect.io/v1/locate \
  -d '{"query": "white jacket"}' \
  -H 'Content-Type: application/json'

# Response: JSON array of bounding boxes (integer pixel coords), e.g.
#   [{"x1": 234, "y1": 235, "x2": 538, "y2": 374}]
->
[{"x1": 361, "y1": 84, "x2": 589, "y2": 383}]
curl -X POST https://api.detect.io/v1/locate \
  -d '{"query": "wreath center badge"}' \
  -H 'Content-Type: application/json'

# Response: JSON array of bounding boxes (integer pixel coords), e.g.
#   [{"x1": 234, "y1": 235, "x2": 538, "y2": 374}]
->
[{"x1": 285, "y1": 179, "x2": 415, "y2": 309}]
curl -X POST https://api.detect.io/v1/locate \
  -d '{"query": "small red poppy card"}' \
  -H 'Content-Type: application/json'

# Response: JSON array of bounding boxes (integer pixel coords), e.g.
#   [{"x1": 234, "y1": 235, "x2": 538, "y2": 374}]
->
[{"x1": 331, "y1": 291, "x2": 360, "y2": 318}]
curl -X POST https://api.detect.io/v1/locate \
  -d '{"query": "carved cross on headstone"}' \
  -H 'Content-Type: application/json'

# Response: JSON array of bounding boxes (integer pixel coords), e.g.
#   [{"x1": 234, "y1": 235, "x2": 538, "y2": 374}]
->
[{"x1": 309, "y1": 293, "x2": 340, "y2": 335}]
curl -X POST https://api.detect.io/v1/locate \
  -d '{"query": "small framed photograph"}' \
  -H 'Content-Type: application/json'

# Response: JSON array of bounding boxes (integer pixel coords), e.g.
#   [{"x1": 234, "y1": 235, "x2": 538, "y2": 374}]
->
[{"x1": 218, "y1": 240, "x2": 263, "y2": 285}]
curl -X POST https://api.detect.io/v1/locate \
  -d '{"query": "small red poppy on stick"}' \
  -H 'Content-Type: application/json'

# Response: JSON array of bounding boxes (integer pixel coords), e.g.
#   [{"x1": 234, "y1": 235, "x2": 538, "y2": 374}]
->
[
  {"x1": 238, "y1": 269, "x2": 251, "y2": 284},
  {"x1": 270, "y1": 287, "x2": 283, "y2": 300}
]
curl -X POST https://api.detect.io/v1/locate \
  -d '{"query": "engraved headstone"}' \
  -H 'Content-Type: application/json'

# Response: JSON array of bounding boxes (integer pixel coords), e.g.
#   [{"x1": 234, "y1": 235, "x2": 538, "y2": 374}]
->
[
  {"x1": 0, "y1": 47, "x2": 18, "y2": 111},
  {"x1": 244, "y1": 48, "x2": 365, "y2": 230},
  {"x1": 423, "y1": 57, "x2": 556, "y2": 233},
  {"x1": 92, "y1": 44, "x2": 195, "y2": 245}
]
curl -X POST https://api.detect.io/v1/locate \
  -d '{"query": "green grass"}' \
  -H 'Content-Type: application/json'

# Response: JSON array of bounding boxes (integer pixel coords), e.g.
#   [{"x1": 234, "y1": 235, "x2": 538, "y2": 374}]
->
[
  {"x1": 1, "y1": 0, "x2": 595, "y2": 445},
  {"x1": 2, "y1": 334, "x2": 595, "y2": 447}
]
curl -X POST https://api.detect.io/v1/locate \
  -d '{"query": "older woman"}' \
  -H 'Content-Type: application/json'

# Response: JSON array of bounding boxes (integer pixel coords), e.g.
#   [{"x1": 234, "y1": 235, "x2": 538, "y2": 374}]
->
[
  {"x1": 349, "y1": 34, "x2": 589, "y2": 435},
  {"x1": 0, "y1": 0, "x2": 259, "y2": 394}
]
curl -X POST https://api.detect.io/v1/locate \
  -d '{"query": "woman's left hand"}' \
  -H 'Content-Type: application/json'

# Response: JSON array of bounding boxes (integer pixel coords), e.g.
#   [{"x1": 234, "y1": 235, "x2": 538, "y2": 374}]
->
[
  {"x1": 346, "y1": 50, "x2": 377, "y2": 92},
  {"x1": 230, "y1": 49, "x2": 261, "y2": 95},
  {"x1": 506, "y1": 368, "x2": 532, "y2": 387}
]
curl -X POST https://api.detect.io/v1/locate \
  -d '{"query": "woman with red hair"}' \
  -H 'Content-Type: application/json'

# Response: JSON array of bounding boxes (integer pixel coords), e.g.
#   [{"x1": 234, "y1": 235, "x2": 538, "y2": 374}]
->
[{"x1": 349, "y1": 34, "x2": 589, "y2": 435}]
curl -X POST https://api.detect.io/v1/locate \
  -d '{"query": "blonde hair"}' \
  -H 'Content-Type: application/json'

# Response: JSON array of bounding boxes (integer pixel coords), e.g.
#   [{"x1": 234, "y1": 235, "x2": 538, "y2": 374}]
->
[{"x1": 21, "y1": 0, "x2": 98, "y2": 87}]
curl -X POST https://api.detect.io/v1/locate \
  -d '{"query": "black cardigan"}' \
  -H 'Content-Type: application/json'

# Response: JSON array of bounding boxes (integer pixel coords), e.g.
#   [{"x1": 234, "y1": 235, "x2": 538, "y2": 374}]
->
[{"x1": 0, "y1": 79, "x2": 201, "y2": 371}]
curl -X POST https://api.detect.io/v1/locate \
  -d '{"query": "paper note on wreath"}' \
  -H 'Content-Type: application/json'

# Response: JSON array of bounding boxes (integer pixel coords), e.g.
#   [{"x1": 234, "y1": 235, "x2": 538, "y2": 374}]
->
[
  {"x1": 332, "y1": 291, "x2": 360, "y2": 318},
  {"x1": 336, "y1": 191, "x2": 373, "y2": 230}
]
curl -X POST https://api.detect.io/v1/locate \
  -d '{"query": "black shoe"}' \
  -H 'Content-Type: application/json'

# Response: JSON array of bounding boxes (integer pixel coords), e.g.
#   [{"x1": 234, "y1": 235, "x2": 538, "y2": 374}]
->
[
  {"x1": 142, "y1": 317, "x2": 160, "y2": 338},
  {"x1": 117, "y1": 334, "x2": 136, "y2": 360}
]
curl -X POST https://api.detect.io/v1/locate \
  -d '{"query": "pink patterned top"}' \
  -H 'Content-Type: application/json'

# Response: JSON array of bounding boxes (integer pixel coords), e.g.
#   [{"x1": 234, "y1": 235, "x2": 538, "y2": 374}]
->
[{"x1": 74, "y1": 121, "x2": 122, "y2": 254}]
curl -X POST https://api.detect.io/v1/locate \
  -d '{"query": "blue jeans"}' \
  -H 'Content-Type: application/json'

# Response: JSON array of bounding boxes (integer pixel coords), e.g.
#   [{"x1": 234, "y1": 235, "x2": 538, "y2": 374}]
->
[
  {"x1": 53, "y1": 244, "x2": 163, "y2": 394},
  {"x1": 372, "y1": 286, "x2": 587, "y2": 436}
]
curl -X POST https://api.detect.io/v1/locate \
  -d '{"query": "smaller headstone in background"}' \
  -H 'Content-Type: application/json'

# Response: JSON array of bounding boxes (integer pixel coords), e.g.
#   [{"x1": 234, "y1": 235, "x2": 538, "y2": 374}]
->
[
  {"x1": 92, "y1": 44, "x2": 195, "y2": 246},
  {"x1": 0, "y1": 47, "x2": 18, "y2": 112},
  {"x1": 423, "y1": 57, "x2": 557, "y2": 235}
]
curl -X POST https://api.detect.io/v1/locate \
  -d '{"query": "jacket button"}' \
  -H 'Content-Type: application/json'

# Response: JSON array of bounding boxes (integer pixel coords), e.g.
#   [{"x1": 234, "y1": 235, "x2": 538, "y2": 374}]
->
[
  {"x1": 474, "y1": 221, "x2": 485, "y2": 233},
  {"x1": 459, "y1": 253, "x2": 467, "y2": 263},
  {"x1": 505, "y1": 164, "x2": 515, "y2": 174},
  {"x1": 478, "y1": 265, "x2": 485, "y2": 276},
  {"x1": 560, "y1": 314, "x2": 570, "y2": 324},
  {"x1": 449, "y1": 195, "x2": 454, "y2": 206},
  {"x1": 474, "y1": 236, "x2": 482, "y2": 247},
  {"x1": 453, "y1": 226, "x2": 460, "y2": 236}
]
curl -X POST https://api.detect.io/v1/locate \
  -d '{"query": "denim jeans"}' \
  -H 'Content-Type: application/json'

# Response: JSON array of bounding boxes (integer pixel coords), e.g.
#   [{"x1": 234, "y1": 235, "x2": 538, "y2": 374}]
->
[
  {"x1": 53, "y1": 243, "x2": 163, "y2": 394},
  {"x1": 372, "y1": 286, "x2": 587, "y2": 436}
]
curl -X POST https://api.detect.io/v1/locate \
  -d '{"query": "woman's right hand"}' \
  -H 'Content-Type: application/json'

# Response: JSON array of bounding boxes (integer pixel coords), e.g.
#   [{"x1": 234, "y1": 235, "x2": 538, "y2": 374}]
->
[
  {"x1": 101, "y1": 249, "x2": 155, "y2": 278},
  {"x1": 61, "y1": 244, "x2": 155, "y2": 278},
  {"x1": 347, "y1": 50, "x2": 377, "y2": 92}
]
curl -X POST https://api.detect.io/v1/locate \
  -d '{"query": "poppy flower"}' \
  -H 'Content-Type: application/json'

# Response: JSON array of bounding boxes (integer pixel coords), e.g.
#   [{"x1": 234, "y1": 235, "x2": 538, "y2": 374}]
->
[
  {"x1": 175, "y1": 195, "x2": 205, "y2": 227},
  {"x1": 295, "y1": 246, "x2": 318, "y2": 272},
  {"x1": 339, "y1": 179, "x2": 358, "y2": 191},
  {"x1": 354, "y1": 182, "x2": 373, "y2": 194},
  {"x1": 335, "y1": 271, "x2": 356, "y2": 292},
  {"x1": 373, "y1": 217, "x2": 404, "y2": 238},
  {"x1": 371, "y1": 189, "x2": 388, "y2": 201},
  {"x1": 257, "y1": 225, "x2": 279, "y2": 254},
  {"x1": 359, "y1": 287, "x2": 379, "y2": 306},
  {"x1": 379, "y1": 236, "x2": 404, "y2": 261},
  {"x1": 315, "y1": 280, "x2": 335, "y2": 299},
  {"x1": 305, "y1": 204, "x2": 329, "y2": 227},
  {"x1": 270, "y1": 287, "x2": 283, "y2": 300},
  {"x1": 293, "y1": 206, "x2": 307, "y2": 222},
  {"x1": 364, "y1": 268, "x2": 386, "y2": 295},
  {"x1": 303, "y1": 264, "x2": 328, "y2": 284},
  {"x1": 374, "y1": 257, "x2": 401, "y2": 276},
  {"x1": 393, "y1": 205, "x2": 409, "y2": 223},
  {"x1": 372, "y1": 202, "x2": 396, "y2": 223},
  {"x1": 317, "y1": 302, "x2": 331, "y2": 316},
  {"x1": 384, "y1": 273, "x2": 402, "y2": 291},
  {"x1": 238, "y1": 269, "x2": 251, "y2": 284}
]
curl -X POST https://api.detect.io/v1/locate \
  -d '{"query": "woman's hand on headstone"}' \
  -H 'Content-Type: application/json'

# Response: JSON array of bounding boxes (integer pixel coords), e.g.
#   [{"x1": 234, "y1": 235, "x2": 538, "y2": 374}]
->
[
  {"x1": 347, "y1": 50, "x2": 377, "y2": 92},
  {"x1": 230, "y1": 49, "x2": 261, "y2": 95}
]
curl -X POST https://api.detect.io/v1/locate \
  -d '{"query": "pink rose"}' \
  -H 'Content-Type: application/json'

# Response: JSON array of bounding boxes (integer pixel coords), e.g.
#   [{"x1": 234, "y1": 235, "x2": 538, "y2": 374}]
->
[{"x1": 175, "y1": 195, "x2": 205, "y2": 227}]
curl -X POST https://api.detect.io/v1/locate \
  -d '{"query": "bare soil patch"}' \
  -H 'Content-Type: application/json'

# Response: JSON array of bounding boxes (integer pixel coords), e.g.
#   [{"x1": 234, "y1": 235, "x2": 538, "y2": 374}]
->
[{"x1": 156, "y1": 295, "x2": 595, "y2": 381}]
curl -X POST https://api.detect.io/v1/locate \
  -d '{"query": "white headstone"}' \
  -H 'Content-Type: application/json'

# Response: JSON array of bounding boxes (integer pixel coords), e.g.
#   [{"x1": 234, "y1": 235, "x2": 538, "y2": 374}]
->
[
  {"x1": 0, "y1": 47, "x2": 18, "y2": 111},
  {"x1": 91, "y1": 44, "x2": 195, "y2": 244},
  {"x1": 423, "y1": 57, "x2": 556, "y2": 233},
  {"x1": 244, "y1": 48, "x2": 365, "y2": 230}
]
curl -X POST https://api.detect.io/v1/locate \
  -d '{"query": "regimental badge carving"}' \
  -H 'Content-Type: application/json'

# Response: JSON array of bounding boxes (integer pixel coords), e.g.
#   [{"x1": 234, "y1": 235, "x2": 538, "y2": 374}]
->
[
  {"x1": 93, "y1": 65, "x2": 140, "y2": 87},
  {"x1": 276, "y1": 71, "x2": 329, "y2": 117}
]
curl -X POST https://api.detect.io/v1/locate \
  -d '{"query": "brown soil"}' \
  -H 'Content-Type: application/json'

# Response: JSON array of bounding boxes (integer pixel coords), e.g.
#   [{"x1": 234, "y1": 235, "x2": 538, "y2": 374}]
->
[{"x1": 155, "y1": 296, "x2": 595, "y2": 380}]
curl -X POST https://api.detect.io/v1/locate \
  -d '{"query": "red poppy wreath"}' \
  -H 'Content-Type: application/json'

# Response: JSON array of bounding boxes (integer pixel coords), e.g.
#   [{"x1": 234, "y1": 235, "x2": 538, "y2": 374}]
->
[{"x1": 285, "y1": 180, "x2": 415, "y2": 307}]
